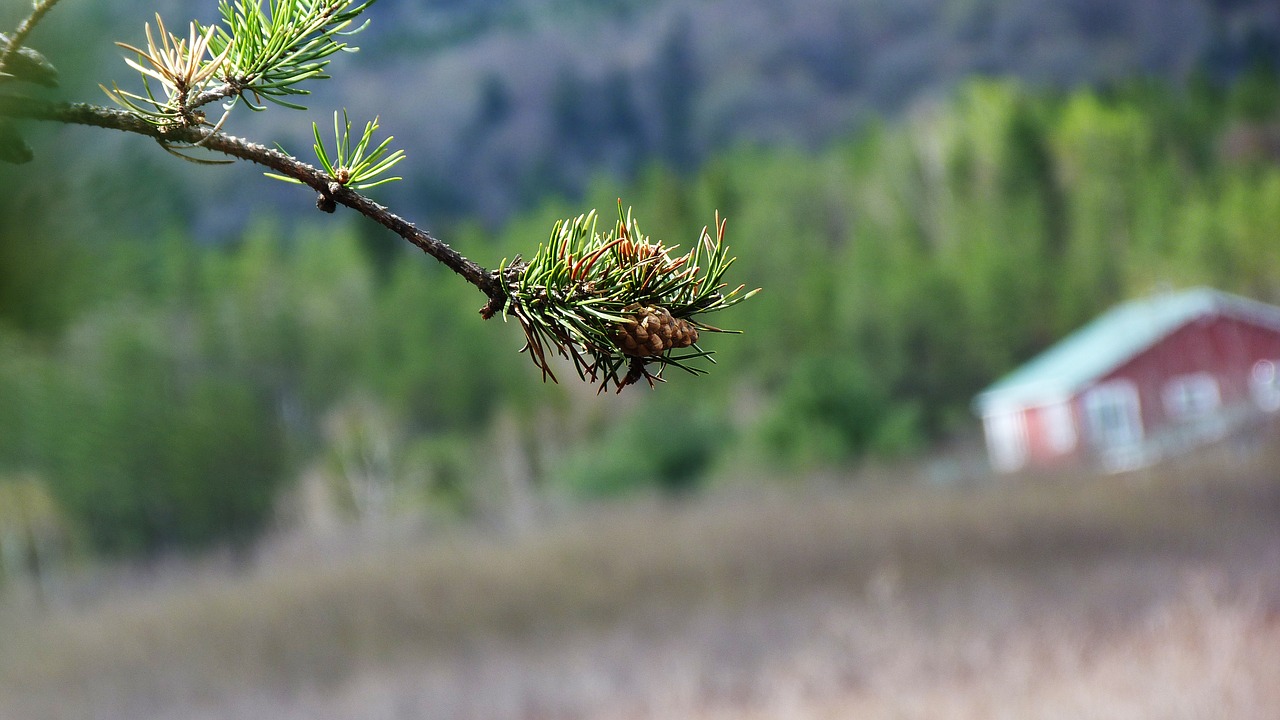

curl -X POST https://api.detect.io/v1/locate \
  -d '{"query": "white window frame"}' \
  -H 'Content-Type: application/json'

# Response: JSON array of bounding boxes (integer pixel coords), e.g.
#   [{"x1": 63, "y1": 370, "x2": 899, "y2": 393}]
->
[
  {"x1": 1083, "y1": 380, "x2": 1144, "y2": 450},
  {"x1": 1162, "y1": 373, "x2": 1221, "y2": 421}
]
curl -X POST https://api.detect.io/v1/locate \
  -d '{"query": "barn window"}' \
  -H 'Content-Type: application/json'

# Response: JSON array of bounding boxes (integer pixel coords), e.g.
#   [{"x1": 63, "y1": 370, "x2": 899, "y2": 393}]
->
[
  {"x1": 1251, "y1": 360, "x2": 1280, "y2": 412},
  {"x1": 984, "y1": 409, "x2": 1028, "y2": 472},
  {"x1": 1084, "y1": 381, "x2": 1143, "y2": 448},
  {"x1": 1162, "y1": 373, "x2": 1221, "y2": 420}
]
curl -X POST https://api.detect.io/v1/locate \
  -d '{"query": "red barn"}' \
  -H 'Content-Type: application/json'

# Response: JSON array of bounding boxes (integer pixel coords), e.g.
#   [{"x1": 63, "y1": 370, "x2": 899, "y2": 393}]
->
[{"x1": 973, "y1": 288, "x2": 1280, "y2": 473}]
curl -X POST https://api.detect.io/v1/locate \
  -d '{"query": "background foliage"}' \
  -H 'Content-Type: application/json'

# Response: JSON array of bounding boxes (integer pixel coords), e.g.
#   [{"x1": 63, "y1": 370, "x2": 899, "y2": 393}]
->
[
  {"x1": 5, "y1": 74, "x2": 1280, "y2": 557},
  {"x1": 2, "y1": 0, "x2": 1280, "y2": 561}
]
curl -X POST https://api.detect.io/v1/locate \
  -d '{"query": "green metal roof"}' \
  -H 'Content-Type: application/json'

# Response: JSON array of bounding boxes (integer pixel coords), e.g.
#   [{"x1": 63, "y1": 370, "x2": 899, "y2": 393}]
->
[{"x1": 973, "y1": 287, "x2": 1280, "y2": 414}]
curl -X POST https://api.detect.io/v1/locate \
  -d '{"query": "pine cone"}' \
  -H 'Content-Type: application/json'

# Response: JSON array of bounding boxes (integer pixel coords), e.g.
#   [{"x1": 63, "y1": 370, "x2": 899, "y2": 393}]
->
[{"x1": 613, "y1": 305, "x2": 699, "y2": 357}]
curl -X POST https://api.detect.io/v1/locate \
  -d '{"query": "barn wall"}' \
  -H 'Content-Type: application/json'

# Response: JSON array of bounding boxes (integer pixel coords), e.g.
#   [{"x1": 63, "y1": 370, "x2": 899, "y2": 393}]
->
[
  {"x1": 980, "y1": 309, "x2": 1280, "y2": 473},
  {"x1": 1097, "y1": 314, "x2": 1280, "y2": 433},
  {"x1": 1022, "y1": 401, "x2": 1081, "y2": 468}
]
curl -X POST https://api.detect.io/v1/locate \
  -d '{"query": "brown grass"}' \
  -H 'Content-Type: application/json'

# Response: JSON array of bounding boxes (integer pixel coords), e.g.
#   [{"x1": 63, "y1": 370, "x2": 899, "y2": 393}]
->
[{"x1": 1, "y1": 443, "x2": 1278, "y2": 720}]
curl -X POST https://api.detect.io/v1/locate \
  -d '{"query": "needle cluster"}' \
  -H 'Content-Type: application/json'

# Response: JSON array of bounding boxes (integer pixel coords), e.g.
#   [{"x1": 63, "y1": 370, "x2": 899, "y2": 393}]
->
[
  {"x1": 500, "y1": 202, "x2": 759, "y2": 392},
  {"x1": 102, "y1": 0, "x2": 373, "y2": 128}
]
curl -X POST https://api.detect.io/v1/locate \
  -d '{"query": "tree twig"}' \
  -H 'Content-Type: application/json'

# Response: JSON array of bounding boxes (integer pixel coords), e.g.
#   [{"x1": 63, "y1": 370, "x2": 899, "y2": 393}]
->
[
  {"x1": 0, "y1": 94, "x2": 504, "y2": 304},
  {"x1": 0, "y1": 0, "x2": 61, "y2": 76}
]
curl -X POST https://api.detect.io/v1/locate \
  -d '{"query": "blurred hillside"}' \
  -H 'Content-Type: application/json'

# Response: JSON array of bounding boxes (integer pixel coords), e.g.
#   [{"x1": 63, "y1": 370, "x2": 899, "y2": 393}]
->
[
  {"x1": 347, "y1": 0, "x2": 1280, "y2": 222},
  {"x1": 9, "y1": 0, "x2": 1280, "y2": 225}
]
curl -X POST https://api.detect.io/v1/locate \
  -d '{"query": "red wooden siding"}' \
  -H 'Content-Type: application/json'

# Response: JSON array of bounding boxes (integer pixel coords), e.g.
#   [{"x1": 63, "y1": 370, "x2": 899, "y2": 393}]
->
[
  {"x1": 1021, "y1": 402, "x2": 1081, "y2": 468},
  {"x1": 1096, "y1": 314, "x2": 1280, "y2": 433}
]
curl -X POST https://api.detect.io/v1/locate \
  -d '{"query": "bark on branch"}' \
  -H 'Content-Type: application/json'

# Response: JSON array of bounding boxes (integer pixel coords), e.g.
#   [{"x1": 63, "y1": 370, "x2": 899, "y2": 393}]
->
[{"x1": 0, "y1": 94, "x2": 504, "y2": 304}]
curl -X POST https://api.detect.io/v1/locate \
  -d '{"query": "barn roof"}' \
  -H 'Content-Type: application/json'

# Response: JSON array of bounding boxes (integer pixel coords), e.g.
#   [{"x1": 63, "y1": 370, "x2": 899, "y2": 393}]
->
[{"x1": 973, "y1": 287, "x2": 1280, "y2": 414}]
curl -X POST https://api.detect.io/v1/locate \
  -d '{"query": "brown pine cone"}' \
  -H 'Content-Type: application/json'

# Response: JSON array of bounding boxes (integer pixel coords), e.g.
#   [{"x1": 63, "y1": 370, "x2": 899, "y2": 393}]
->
[{"x1": 613, "y1": 305, "x2": 699, "y2": 357}]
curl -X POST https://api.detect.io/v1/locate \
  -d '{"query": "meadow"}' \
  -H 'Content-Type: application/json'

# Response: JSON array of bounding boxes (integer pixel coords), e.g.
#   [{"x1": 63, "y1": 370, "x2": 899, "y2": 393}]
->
[{"x1": 1, "y1": 432, "x2": 1277, "y2": 720}]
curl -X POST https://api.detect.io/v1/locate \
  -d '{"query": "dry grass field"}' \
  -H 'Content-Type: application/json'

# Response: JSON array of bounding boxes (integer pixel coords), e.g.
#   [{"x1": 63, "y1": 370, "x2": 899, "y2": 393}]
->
[{"x1": 1, "y1": 439, "x2": 1278, "y2": 720}]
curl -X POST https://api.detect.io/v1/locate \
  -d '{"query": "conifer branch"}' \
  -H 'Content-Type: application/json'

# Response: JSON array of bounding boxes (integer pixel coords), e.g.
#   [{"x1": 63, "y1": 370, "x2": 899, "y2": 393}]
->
[
  {"x1": 0, "y1": 95, "x2": 499, "y2": 298},
  {"x1": 0, "y1": 0, "x2": 62, "y2": 163},
  {"x1": 499, "y1": 202, "x2": 760, "y2": 392},
  {"x1": 0, "y1": 0, "x2": 758, "y2": 391},
  {"x1": 0, "y1": 0, "x2": 61, "y2": 79}
]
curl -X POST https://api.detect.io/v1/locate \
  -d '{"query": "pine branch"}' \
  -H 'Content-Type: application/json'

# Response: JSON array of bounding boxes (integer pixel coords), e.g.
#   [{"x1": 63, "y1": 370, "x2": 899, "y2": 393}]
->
[
  {"x1": 0, "y1": 0, "x2": 758, "y2": 392},
  {"x1": 499, "y1": 203, "x2": 760, "y2": 392},
  {"x1": 0, "y1": 0, "x2": 62, "y2": 163},
  {"x1": 0, "y1": 0, "x2": 61, "y2": 79},
  {"x1": 0, "y1": 94, "x2": 501, "y2": 300}
]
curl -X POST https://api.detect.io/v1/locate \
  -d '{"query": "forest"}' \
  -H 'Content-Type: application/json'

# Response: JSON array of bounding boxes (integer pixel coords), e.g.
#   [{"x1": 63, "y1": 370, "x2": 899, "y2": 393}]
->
[{"x1": 3, "y1": 64, "x2": 1280, "y2": 559}]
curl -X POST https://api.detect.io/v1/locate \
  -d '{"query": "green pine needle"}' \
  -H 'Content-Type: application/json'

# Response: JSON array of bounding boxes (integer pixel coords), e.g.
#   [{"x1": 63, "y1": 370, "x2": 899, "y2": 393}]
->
[
  {"x1": 266, "y1": 109, "x2": 404, "y2": 189},
  {"x1": 500, "y1": 201, "x2": 759, "y2": 392},
  {"x1": 204, "y1": 0, "x2": 375, "y2": 108},
  {"x1": 106, "y1": 0, "x2": 378, "y2": 126}
]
